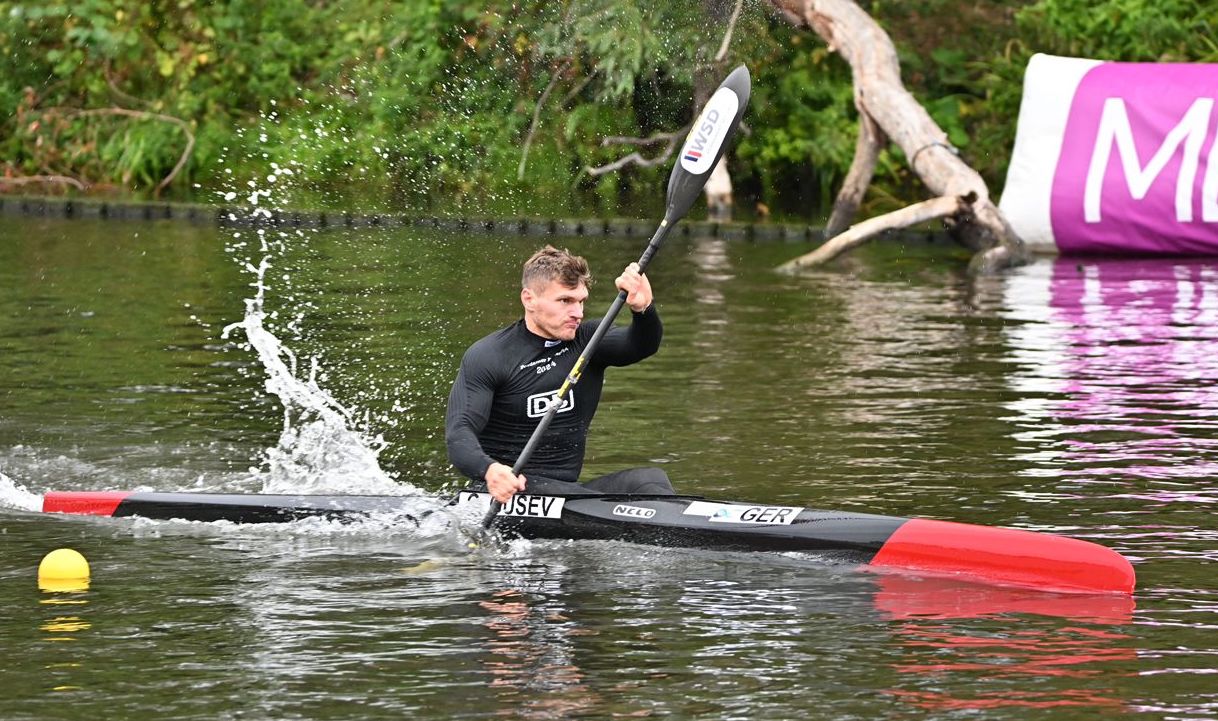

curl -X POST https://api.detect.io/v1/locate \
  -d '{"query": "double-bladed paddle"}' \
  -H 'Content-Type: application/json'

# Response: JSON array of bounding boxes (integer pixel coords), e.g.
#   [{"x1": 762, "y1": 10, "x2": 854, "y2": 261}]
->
[{"x1": 482, "y1": 65, "x2": 752, "y2": 529}]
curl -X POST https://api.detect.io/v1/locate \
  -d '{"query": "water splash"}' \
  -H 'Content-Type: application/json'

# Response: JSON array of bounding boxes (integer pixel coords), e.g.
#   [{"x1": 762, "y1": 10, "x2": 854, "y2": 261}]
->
[
  {"x1": 221, "y1": 243, "x2": 407, "y2": 496},
  {"x1": 216, "y1": 107, "x2": 416, "y2": 498},
  {"x1": 0, "y1": 471, "x2": 42, "y2": 511}
]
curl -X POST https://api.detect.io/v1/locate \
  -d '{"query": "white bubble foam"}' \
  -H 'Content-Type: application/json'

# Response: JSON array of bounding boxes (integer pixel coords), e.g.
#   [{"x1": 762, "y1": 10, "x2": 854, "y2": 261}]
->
[{"x1": 0, "y1": 471, "x2": 42, "y2": 512}]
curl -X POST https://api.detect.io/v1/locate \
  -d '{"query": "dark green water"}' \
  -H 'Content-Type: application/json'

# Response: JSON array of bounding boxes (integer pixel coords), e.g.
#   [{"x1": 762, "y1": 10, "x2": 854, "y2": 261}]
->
[{"x1": 2, "y1": 214, "x2": 1216, "y2": 719}]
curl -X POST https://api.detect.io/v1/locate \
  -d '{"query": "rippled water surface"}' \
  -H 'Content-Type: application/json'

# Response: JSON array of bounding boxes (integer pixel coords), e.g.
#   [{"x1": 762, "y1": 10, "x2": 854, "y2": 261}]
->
[{"x1": 3, "y1": 215, "x2": 1217, "y2": 719}]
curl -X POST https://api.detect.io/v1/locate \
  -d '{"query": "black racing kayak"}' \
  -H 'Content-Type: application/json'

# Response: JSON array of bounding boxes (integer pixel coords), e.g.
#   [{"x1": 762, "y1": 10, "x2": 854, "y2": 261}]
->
[{"x1": 40, "y1": 488, "x2": 1135, "y2": 594}]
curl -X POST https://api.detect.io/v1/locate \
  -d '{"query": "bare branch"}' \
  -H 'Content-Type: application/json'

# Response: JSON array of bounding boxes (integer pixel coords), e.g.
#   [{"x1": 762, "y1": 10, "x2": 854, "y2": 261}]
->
[
  {"x1": 518, "y1": 59, "x2": 572, "y2": 181},
  {"x1": 104, "y1": 61, "x2": 152, "y2": 109},
  {"x1": 824, "y1": 106, "x2": 884, "y2": 237},
  {"x1": 560, "y1": 72, "x2": 595, "y2": 107},
  {"x1": 585, "y1": 135, "x2": 681, "y2": 177},
  {"x1": 778, "y1": 194, "x2": 966, "y2": 272},
  {"x1": 67, "y1": 107, "x2": 195, "y2": 197},
  {"x1": 0, "y1": 174, "x2": 89, "y2": 191},
  {"x1": 584, "y1": 122, "x2": 692, "y2": 177},
  {"x1": 714, "y1": 0, "x2": 746, "y2": 63},
  {"x1": 582, "y1": 0, "x2": 741, "y2": 187},
  {"x1": 600, "y1": 125, "x2": 689, "y2": 148},
  {"x1": 769, "y1": 0, "x2": 1027, "y2": 272}
]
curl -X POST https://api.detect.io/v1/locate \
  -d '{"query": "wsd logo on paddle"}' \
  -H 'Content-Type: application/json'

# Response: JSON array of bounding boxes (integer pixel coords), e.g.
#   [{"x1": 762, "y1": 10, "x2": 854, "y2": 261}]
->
[
  {"x1": 682, "y1": 501, "x2": 803, "y2": 525},
  {"x1": 459, "y1": 492, "x2": 565, "y2": 519},
  {"x1": 679, "y1": 87, "x2": 740, "y2": 176}
]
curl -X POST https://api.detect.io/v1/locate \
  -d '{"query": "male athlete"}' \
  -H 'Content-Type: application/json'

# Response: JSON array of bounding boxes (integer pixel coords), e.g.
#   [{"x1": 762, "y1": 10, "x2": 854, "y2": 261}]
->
[{"x1": 445, "y1": 245, "x2": 675, "y2": 504}]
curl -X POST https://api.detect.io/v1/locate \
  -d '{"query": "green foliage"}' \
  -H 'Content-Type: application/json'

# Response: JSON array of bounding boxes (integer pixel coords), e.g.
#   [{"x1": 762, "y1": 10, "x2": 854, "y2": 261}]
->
[
  {"x1": 2, "y1": 0, "x2": 1217, "y2": 216},
  {"x1": 739, "y1": 43, "x2": 856, "y2": 212},
  {"x1": 1016, "y1": 0, "x2": 1217, "y2": 62}
]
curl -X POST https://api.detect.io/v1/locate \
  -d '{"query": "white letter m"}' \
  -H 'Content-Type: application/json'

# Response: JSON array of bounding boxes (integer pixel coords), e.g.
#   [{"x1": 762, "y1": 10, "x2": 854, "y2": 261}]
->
[{"x1": 1084, "y1": 97, "x2": 1213, "y2": 223}]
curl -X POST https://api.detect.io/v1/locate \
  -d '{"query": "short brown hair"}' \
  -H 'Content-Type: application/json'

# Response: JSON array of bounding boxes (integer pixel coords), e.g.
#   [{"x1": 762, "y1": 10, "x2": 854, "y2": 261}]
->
[{"x1": 521, "y1": 245, "x2": 592, "y2": 290}]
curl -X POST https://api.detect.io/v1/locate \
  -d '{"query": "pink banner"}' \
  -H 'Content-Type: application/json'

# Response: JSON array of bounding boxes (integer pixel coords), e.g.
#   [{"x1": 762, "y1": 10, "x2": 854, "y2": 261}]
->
[
  {"x1": 1053, "y1": 63, "x2": 1218, "y2": 255},
  {"x1": 1001, "y1": 55, "x2": 1218, "y2": 255}
]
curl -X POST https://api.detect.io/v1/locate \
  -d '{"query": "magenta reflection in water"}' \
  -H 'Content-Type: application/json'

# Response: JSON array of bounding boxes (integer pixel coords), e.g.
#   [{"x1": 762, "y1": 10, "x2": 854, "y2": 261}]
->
[{"x1": 1004, "y1": 257, "x2": 1218, "y2": 495}]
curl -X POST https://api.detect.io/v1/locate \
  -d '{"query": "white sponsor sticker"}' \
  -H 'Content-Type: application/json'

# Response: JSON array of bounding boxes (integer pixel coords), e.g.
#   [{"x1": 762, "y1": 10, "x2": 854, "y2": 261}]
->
[
  {"x1": 612, "y1": 504, "x2": 656, "y2": 519},
  {"x1": 679, "y1": 88, "x2": 740, "y2": 175},
  {"x1": 459, "y1": 491, "x2": 488, "y2": 508},
  {"x1": 527, "y1": 389, "x2": 575, "y2": 418},
  {"x1": 683, "y1": 501, "x2": 803, "y2": 525},
  {"x1": 459, "y1": 492, "x2": 565, "y2": 519},
  {"x1": 503, "y1": 493, "x2": 565, "y2": 518}
]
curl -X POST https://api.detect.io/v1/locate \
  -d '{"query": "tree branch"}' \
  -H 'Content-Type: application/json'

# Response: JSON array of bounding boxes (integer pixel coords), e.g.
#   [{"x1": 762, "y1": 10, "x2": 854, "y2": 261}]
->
[
  {"x1": 104, "y1": 61, "x2": 152, "y2": 110},
  {"x1": 599, "y1": 126, "x2": 689, "y2": 147},
  {"x1": 768, "y1": 0, "x2": 1027, "y2": 273},
  {"x1": 584, "y1": 138, "x2": 681, "y2": 177},
  {"x1": 518, "y1": 59, "x2": 571, "y2": 181},
  {"x1": 559, "y1": 71, "x2": 595, "y2": 107},
  {"x1": 0, "y1": 174, "x2": 89, "y2": 191},
  {"x1": 583, "y1": 125, "x2": 690, "y2": 177},
  {"x1": 65, "y1": 107, "x2": 195, "y2": 196},
  {"x1": 582, "y1": 0, "x2": 742, "y2": 192},
  {"x1": 778, "y1": 194, "x2": 966, "y2": 272},
  {"x1": 824, "y1": 104, "x2": 884, "y2": 237},
  {"x1": 714, "y1": 0, "x2": 745, "y2": 63}
]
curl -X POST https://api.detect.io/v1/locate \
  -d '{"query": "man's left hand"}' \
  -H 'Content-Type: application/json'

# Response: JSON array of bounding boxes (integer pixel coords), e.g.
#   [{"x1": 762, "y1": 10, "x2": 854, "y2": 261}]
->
[{"x1": 616, "y1": 262, "x2": 653, "y2": 313}]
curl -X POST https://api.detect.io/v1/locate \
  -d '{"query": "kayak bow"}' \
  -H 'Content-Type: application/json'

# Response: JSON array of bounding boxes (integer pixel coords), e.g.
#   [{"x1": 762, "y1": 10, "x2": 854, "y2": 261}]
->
[{"x1": 40, "y1": 489, "x2": 1135, "y2": 594}]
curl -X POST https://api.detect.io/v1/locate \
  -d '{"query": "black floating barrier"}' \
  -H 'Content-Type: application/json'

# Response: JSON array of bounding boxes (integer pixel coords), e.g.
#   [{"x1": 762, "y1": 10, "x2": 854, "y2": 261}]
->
[{"x1": 1, "y1": 195, "x2": 827, "y2": 242}]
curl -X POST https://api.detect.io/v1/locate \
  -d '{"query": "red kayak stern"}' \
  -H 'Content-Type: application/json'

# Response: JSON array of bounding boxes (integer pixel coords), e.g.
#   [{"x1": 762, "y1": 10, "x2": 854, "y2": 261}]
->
[{"x1": 868, "y1": 518, "x2": 1135, "y2": 594}]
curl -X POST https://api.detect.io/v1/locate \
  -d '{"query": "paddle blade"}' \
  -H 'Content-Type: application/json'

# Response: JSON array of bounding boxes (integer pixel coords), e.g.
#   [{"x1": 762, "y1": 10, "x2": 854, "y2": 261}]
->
[{"x1": 665, "y1": 64, "x2": 752, "y2": 222}]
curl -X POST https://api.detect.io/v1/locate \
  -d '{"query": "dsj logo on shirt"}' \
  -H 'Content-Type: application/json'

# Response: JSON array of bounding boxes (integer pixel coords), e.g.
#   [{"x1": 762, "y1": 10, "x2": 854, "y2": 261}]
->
[{"x1": 527, "y1": 390, "x2": 575, "y2": 418}]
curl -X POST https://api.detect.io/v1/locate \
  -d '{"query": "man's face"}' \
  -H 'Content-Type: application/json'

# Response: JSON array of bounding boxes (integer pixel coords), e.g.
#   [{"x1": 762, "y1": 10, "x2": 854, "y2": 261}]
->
[{"x1": 522, "y1": 279, "x2": 588, "y2": 340}]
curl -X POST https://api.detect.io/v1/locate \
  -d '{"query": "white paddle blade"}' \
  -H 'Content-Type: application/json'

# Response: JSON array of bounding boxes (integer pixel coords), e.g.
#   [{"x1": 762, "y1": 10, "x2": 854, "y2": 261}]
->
[{"x1": 665, "y1": 65, "x2": 752, "y2": 221}]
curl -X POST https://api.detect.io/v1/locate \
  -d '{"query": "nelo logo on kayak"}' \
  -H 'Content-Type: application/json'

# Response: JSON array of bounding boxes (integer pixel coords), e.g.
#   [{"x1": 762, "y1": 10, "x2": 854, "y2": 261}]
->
[
  {"x1": 682, "y1": 501, "x2": 803, "y2": 525},
  {"x1": 613, "y1": 504, "x2": 656, "y2": 519}
]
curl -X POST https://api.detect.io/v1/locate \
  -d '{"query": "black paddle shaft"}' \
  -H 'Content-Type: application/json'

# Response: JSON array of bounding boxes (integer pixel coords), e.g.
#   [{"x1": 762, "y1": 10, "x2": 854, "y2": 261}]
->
[{"x1": 481, "y1": 65, "x2": 751, "y2": 528}]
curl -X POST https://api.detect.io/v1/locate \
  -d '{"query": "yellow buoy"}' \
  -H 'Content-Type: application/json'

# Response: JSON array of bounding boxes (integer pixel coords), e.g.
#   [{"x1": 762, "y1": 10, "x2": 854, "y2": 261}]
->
[{"x1": 38, "y1": 549, "x2": 90, "y2": 592}]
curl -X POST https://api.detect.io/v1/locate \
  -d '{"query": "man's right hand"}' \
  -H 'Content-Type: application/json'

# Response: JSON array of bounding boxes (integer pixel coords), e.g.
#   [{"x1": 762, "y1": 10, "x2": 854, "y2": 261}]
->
[{"x1": 485, "y1": 462, "x2": 527, "y2": 504}]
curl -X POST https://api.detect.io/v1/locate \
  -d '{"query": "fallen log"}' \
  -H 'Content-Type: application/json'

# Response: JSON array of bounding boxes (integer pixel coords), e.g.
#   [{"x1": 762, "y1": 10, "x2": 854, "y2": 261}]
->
[
  {"x1": 768, "y1": 0, "x2": 1027, "y2": 274},
  {"x1": 778, "y1": 194, "x2": 965, "y2": 272}
]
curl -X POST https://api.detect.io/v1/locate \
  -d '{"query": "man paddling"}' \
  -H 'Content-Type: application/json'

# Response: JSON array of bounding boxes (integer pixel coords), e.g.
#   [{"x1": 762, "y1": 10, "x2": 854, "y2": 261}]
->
[{"x1": 445, "y1": 245, "x2": 675, "y2": 504}]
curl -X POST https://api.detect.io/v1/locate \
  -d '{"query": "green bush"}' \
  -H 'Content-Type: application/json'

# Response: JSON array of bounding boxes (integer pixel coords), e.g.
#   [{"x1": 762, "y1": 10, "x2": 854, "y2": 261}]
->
[{"x1": 2, "y1": 0, "x2": 1215, "y2": 217}]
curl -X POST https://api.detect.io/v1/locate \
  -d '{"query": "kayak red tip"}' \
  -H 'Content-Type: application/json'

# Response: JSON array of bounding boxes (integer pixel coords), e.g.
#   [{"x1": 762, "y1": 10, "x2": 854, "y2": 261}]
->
[
  {"x1": 868, "y1": 519, "x2": 1135, "y2": 595},
  {"x1": 43, "y1": 491, "x2": 130, "y2": 517}
]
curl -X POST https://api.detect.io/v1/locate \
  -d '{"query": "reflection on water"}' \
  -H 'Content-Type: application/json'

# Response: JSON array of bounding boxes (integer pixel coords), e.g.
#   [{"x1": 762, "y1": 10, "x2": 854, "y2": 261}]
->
[
  {"x1": 873, "y1": 573, "x2": 1136, "y2": 623},
  {"x1": 1004, "y1": 258, "x2": 1218, "y2": 487},
  {"x1": 986, "y1": 255, "x2": 1218, "y2": 716},
  {"x1": 1001, "y1": 258, "x2": 1218, "y2": 572},
  {"x1": 876, "y1": 573, "x2": 1135, "y2": 712},
  {"x1": 38, "y1": 587, "x2": 91, "y2": 693},
  {"x1": 480, "y1": 588, "x2": 597, "y2": 719}
]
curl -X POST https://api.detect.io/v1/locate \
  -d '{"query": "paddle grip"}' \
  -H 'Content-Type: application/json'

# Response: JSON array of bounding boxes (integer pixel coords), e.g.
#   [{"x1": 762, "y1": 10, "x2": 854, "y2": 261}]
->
[{"x1": 635, "y1": 219, "x2": 670, "y2": 274}]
